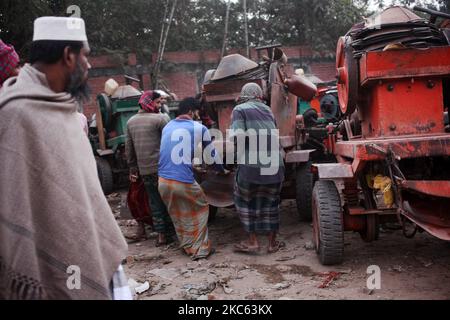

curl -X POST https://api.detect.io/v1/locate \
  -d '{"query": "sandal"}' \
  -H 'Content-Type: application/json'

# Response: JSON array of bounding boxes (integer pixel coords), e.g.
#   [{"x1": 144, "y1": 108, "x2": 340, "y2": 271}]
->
[
  {"x1": 155, "y1": 236, "x2": 175, "y2": 247},
  {"x1": 233, "y1": 242, "x2": 261, "y2": 255},
  {"x1": 267, "y1": 241, "x2": 286, "y2": 254}
]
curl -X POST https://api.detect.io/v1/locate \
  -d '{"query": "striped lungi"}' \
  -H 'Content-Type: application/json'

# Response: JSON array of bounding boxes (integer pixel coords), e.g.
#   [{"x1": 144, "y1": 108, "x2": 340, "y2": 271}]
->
[
  {"x1": 234, "y1": 176, "x2": 282, "y2": 234},
  {"x1": 158, "y1": 177, "x2": 212, "y2": 260}
]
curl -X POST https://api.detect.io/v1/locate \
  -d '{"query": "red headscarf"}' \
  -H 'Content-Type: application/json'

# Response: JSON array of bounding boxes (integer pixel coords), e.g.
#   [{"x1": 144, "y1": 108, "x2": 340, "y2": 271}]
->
[
  {"x1": 139, "y1": 90, "x2": 160, "y2": 114},
  {"x1": 0, "y1": 40, "x2": 20, "y2": 86}
]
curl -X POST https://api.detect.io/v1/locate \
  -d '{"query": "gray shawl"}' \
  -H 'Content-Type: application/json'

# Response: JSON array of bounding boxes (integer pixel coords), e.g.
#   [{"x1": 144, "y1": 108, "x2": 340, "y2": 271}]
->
[{"x1": 0, "y1": 64, "x2": 128, "y2": 300}]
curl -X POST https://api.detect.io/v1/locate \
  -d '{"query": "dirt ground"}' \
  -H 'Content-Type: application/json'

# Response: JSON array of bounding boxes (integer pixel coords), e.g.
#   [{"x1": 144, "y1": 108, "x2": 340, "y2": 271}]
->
[{"x1": 108, "y1": 192, "x2": 450, "y2": 301}]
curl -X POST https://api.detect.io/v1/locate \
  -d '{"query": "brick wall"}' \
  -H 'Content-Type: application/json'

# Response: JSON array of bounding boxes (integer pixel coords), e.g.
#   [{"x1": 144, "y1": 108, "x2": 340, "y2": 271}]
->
[
  {"x1": 84, "y1": 47, "x2": 335, "y2": 119},
  {"x1": 310, "y1": 62, "x2": 337, "y2": 83},
  {"x1": 160, "y1": 72, "x2": 200, "y2": 100},
  {"x1": 84, "y1": 53, "x2": 145, "y2": 119}
]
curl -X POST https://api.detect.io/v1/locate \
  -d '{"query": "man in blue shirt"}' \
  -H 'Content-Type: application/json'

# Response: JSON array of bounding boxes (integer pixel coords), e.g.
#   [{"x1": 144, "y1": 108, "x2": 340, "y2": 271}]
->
[{"x1": 158, "y1": 98, "x2": 227, "y2": 260}]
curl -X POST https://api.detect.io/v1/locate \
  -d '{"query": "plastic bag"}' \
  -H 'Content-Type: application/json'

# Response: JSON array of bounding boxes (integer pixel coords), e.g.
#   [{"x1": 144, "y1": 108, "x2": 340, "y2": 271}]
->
[{"x1": 127, "y1": 178, "x2": 153, "y2": 227}]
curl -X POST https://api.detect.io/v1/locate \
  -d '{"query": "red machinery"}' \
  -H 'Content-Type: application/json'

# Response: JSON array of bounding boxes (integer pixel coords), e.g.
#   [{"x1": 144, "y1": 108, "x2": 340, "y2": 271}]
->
[
  {"x1": 312, "y1": 7, "x2": 450, "y2": 265},
  {"x1": 201, "y1": 44, "x2": 319, "y2": 221}
]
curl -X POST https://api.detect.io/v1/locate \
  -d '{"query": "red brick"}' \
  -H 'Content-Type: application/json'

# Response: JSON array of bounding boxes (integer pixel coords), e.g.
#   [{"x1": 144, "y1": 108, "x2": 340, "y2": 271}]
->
[
  {"x1": 128, "y1": 54, "x2": 137, "y2": 66},
  {"x1": 310, "y1": 62, "x2": 336, "y2": 82},
  {"x1": 89, "y1": 55, "x2": 121, "y2": 69},
  {"x1": 160, "y1": 72, "x2": 199, "y2": 100},
  {"x1": 142, "y1": 74, "x2": 151, "y2": 90}
]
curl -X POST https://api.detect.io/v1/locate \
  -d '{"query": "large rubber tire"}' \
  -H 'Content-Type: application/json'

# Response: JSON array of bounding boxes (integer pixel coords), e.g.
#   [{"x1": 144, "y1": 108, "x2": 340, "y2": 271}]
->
[
  {"x1": 312, "y1": 180, "x2": 344, "y2": 266},
  {"x1": 96, "y1": 157, "x2": 114, "y2": 195},
  {"x1": 296, "y1": 162, "x2": 314, "y2": 222},
  {"x1": 97, "y1": 94, "x2": 113, "y2": 131}
]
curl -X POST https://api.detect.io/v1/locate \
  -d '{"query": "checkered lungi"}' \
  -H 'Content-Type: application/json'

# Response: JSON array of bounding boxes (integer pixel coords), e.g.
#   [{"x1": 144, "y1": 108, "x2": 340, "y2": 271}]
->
[
  {"x1": 234, "y1": 176, "x2": 282, "y2": 234},
  {"x1": 158, "y1": 177, "x2": 212, "y2": 260}
]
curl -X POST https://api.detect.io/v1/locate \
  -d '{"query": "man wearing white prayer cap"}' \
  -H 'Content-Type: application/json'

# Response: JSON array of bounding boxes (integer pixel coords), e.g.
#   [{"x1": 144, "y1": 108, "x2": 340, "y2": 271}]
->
[
  {"x1": 155, "y1": 89, "x2": 171, "y2": 116},
  {"x1": 0, "y1": 17, "x2": 130, "y2": 300},
  {"x1": 155, "y1": 89, "x2": 169, "y2": 98}
]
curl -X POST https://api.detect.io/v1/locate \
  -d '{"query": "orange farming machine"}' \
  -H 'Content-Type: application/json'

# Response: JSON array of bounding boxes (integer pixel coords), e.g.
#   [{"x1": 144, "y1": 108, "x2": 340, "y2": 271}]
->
[{"x1": 311, "y1": 6, "x2": 450, "y2": 265}]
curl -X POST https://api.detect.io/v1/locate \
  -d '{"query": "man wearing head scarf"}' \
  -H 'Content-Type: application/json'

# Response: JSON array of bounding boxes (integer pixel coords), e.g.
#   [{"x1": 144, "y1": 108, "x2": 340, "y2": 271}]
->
[
  {"x1": 126, "y1": 90, "x2": 175, "y2": 246},
  {"x1": 230, "y1": 82, "x2": 285, "y2": 255},
  {"x1": 155, "y1": 89, "x2": 171, "y2": 115},
  {"x1": 0, "y1": 17, "x2": 130, "y2": 300},
  {"x1": 0, "y1": 39, "x2": 20, "y2": 88}
]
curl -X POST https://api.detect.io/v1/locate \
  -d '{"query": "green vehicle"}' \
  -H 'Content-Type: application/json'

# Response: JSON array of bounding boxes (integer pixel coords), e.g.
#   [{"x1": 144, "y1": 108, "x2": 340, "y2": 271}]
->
[
  {"x1": 90, "y1": 82, "x2": 178, "y2": 194},
  {"x1": 90, "y1": 85, "x2": 143, "y2": 194}
]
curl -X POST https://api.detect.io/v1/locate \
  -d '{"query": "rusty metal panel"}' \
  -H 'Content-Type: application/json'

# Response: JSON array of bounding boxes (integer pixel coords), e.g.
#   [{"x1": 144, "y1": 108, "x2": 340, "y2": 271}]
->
[
  {"x1": 401, "y1": 180, "x2": 450, "y2": 198},
  {"x1": 402, "y1": 194, "x2": 450, "y2": 241},
  {"x1": 343, "y1": 214, "x2": 366, "y2": 232},
  {"x1": 313, "y1": 163, "x2": 354, "y2": 179},
  {"x1": 270, "y1": 65, "x2": 297, "y2": 139},
  {"x1": 218, "y1": 106, "x2": 234, "y2": 137},
  {"x1": 205, "y1": 94, "x2": 240, "y2": 103},
  {"x1": 199, "y1": 171, "x2": 235, "y2": 208},
  {"x1": 335, "y1": 134, "x2": 450, "y2": 160},
  {"x1": 359, "y1": 78, "x2": 445, "y2": 138},
  {"x1": 360, "y1": 47, "x2": 450, "y2": 86},
  {"x1": 285, "y1": 150, "x2": 314, "y2": 163},
  {"x1": 204, "y1": 79, "x2": 264, "y2": 99},
  {"x1": 348, "y1": 207, "x2": 396, "y2": 216},
  {"x1": 212, "y1": 54, "x2": 259, "y2": 81}
]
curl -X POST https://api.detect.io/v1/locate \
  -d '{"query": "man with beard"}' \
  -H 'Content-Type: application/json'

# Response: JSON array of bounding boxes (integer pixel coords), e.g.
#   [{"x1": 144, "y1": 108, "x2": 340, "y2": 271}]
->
[{"x1": 0, "y1": 17, "x2": 130, "y2": 300}]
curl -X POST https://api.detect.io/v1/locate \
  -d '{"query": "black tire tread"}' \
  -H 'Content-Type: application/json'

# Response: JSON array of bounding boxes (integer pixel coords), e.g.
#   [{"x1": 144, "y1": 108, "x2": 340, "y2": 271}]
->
[
  {"x1": 313, "y1": 180, "x2": 344, "y2": 265},
  {"x1": 96, "y1": 157, "x2": 114, "y2": 195}
]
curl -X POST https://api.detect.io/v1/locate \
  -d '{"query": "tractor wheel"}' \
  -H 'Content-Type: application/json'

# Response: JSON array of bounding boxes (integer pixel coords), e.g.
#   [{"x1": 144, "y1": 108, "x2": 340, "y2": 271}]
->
[
  {"x1": 296, "y1": 162, "x2": 314, "y2": 222},
  {"x1": 312, "y1": 180, "x2": 344, "y2": 266},
  {"x1": 96, "y1": 157, "x2": 114, "y2": 195},
  {"x1": 360, "y1": 214, "x2": 380, "y2": 243},
  {"x1": 336, "y1": 36, "x2": 359, "y2": 116},
  {"x1": 97, "y1": 94, "x2": 113, "y2": 131}
]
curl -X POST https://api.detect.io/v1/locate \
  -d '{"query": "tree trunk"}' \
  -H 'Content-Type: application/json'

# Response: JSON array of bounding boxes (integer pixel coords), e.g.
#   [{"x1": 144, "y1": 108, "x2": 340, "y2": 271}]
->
[
  {"x1": 156, "y1": 0, "x2": 170, "y2": 68},
  {"x1": 243, "y1": 0, "x2": 250, "y2": 58},
  {"x1": 221, "y1": 0, "x2": 231, "y2": 58},
  {"x1": 153, "y1": 0, "x2": 178, "y2": 89},
  {"x1": 253, "y1": 0, "x2": 260, "y2": 48}
]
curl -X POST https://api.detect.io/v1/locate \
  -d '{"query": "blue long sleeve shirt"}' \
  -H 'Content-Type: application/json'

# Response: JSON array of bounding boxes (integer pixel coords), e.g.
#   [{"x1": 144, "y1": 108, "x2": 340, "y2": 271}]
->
[{"x1": 159, "y1": 119, "x2": 224, "y2": 184}]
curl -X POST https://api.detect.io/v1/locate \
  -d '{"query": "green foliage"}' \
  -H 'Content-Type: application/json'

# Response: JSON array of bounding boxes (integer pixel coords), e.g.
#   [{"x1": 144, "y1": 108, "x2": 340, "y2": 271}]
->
[{"x1": 10, "y1": 0, "x2": 447, "y2": 60}]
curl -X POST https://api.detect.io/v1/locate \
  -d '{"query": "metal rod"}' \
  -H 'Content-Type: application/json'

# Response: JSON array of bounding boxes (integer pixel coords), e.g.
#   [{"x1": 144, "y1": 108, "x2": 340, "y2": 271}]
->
[
  {"x1": 221, "y1": 0, "x2": 231, "y2": 58},
  {"x1": 243, "y1": 0, "x2": 250, "y2": 58}
]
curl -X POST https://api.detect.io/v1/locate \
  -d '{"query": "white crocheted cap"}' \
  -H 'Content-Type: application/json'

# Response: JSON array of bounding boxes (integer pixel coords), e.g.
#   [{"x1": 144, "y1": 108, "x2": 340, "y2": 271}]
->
[{"x1": 33, "y1": 16, "x2": 88, "y2": 43}]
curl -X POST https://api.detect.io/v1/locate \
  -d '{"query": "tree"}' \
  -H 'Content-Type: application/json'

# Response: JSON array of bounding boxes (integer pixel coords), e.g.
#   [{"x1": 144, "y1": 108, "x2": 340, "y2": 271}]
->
[{"x1": 1, "y1": 0, "x2": 372, "y2": 60}]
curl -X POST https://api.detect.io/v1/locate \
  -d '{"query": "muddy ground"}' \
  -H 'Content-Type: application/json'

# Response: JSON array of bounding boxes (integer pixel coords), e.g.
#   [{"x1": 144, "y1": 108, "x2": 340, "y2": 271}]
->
[{"x1": 108, "y1": 192, "x2": 450, "y2": 300}]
